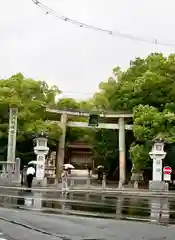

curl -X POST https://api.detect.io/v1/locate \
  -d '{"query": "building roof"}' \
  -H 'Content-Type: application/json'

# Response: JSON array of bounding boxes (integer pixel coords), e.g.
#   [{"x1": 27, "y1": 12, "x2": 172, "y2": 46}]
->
[{"x1": 67, "y1": 141, "x2": 92, "y2": 149}]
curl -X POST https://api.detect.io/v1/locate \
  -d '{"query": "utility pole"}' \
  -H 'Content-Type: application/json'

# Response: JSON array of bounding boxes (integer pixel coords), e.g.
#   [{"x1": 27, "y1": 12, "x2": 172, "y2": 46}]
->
[{"x1": 7, "y1": 108, "x2": 18, "y2": 183}]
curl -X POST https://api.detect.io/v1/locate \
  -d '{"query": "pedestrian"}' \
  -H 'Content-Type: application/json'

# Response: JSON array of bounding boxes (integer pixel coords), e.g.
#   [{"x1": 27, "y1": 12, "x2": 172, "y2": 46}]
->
[
  {"x1": 26, "y1": 165, "x2": 35, "y2": 188},
  {"x1": 61, "y1": 167, "x2": 68, "y2": 191},
  {"x1": 68, "y1": 167, "x2": 71, "y2": 174},
  {"x1": 98, "y1": 168, "x2": 103, "y2": 183},
  {"x1": 88, "y1": 166, "x2": 92, "y2": 176}
]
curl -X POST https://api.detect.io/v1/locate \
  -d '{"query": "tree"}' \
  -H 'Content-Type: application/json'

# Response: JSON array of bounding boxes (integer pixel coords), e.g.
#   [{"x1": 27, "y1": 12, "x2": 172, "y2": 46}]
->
[
  {"x1": 0, "y1": 73, "x2": 62, "y2": 164},
  {"x1": 91, "y1": 53, "x2": 175, "y2": 174},
  {"x1": 109, "y1": 53, "x2": 175, "y2": 171},
  {"x1": 93, "y1": 77, "x2": 118, "y2": 111},
  {"x1": 91, "y1": 129, "x2": 119, "y2": 171},
  {"x1": 110, "y1": 53, "x2": 175, "y2": 111},
  {"x1": 57, "y1": 98, "x2": 80, "y2": 110}
]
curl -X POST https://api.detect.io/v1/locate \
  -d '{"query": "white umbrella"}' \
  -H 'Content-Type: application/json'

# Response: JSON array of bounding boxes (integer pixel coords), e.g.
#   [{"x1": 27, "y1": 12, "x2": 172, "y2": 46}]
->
[
  {"x1": 28, "y1": 160, "x2": 38, "y2": 165},
  {"x1": 63, "y1": 164, "x2": 74, "y2": 169},
  {"x1": 97, "y1": 165, "x2": 104, "y2": 169}
]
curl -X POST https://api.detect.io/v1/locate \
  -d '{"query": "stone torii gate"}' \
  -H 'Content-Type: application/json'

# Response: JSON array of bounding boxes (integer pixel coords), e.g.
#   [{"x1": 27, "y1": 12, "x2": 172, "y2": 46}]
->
[{"x1": 46, "y1": 108, "x2": 133, "y2": 182}]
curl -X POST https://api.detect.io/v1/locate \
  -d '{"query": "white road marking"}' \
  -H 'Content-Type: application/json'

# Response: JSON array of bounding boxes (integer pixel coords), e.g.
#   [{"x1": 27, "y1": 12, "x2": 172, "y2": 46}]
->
[{"x1": 0, "y1": 232, "x2": 8, "y2": 240}]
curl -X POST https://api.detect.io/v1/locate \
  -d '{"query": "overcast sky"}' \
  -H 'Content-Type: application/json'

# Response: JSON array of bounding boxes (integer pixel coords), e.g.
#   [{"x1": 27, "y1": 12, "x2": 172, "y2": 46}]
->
[{"x1": 1, "y1": 0, "x2": 175, "y2": 99}]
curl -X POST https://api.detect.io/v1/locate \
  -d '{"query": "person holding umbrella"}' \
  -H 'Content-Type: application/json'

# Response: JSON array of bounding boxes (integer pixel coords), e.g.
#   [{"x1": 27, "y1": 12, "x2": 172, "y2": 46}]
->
[
  {"x1": 26, "y1": 164, "x2": 35, "y2": 188},
  {"x1": 63, "y1": 164, "x2": 74, "y2": 175},
  {"x1": 61, "y1": 166, "x2": 69, "y2": 191},
  {"x1": 61, "y1": 164, "x2": 74, "y2": 191}
]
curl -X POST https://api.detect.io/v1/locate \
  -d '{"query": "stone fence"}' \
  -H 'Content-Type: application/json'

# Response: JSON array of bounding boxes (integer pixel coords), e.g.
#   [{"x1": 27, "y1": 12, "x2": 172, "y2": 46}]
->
[{"x1": 0, "y1": 158, "x2": 21, "y2": 185}]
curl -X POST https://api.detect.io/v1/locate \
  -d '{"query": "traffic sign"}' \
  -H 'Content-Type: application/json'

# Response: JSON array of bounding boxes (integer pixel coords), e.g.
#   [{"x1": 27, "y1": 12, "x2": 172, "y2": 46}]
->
[
  {"x1": 163, "y1": 166, "x2": 172, "y2": 175},
  {"x1": 164, "y1": 174, "x2": 171, "y2": 181}
]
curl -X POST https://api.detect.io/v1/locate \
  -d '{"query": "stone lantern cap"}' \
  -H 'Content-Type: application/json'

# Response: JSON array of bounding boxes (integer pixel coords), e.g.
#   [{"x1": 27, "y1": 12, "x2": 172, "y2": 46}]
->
[
  {"x1": 149, "y1": 136, "x2": 167, "y2": 159},
  {"x1": 33, "y1": 131, "x2": 48, "y2": 148},
  {"x1": 33, "y1": 131, "x2": 49, "y2": 155},
  {"x1": 35, "y1": 131, "x2": 48, "y2": 139},
  {"x1": 152, "y1": 136, "x2": 167, "y2": 143}
]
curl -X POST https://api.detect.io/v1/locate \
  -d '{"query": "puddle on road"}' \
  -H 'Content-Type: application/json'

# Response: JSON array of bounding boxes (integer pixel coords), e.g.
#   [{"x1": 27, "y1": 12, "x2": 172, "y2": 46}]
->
[{"x1": 0, "y1": 190, "x2": 175, "y2": 225}]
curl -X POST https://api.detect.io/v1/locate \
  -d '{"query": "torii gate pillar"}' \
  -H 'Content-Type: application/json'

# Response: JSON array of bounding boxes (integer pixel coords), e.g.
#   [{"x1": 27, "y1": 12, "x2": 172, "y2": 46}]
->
[
  {"x1": 119, "y1": 117, "x2": 126, "y2": 183},
  {"x1": 56, "y1": 113, "x2": 67, "y2": 179}
]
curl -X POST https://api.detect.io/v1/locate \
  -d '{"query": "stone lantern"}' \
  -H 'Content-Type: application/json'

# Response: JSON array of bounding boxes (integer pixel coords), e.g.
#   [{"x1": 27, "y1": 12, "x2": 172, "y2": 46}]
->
[
  {"x1": 149, "y1": 137, "x2": 167, "y2": 191},
  {"x1": 34, "y1": 132, "x2": 49, "y2": 181}
]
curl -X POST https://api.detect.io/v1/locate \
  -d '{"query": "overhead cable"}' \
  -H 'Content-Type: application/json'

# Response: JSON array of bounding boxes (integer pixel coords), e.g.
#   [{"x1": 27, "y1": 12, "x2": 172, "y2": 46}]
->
[
  {"x1": 60, "y1": 91, "x2": 93, "y2": 96},
  {"x1": 32, "y1": 0, "x2": 111, "y2": 34},
  {"x1": 32, "y1": 0, "x2": 175, "y2": 48}
]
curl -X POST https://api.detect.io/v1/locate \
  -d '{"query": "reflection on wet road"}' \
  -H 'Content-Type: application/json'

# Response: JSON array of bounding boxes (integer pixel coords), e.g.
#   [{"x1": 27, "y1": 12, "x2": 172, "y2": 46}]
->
[{"x1": 0, "y1": 189, "x2": 173, "y2": 225}]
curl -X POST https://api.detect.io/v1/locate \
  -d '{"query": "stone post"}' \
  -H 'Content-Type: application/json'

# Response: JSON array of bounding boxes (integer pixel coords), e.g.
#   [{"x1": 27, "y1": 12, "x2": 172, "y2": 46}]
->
[
  {"x1": 2, "y1": 164, "x2": 6, "y2": 176},
  {"x1": 118, "y1": 180, "x2": 123, "y2": 189},
  {"x1": 134, "y1": 181, "x2": 139, "y2": 189},
  {"x1": 14, "y1": 157, "x2": 21, "y2": 183},
  {"x1": 70, "y1": 179, "x2": 74, "y2": 188},
  {"x1": 7, "y1": 163, "x2": 13, "y2": 184},
  {"x1": 86, "y1": 178, "x2": 91, "y2": 188},
  {"x1": 150, "y1": 198, "x2": 161, "y2": 223},
  {"x1": 7, "y1": 108, "x2": 18, "y2": 181},
  {"x1": 86, "y1": 193, "x2": 90, "y2": 201},
  {"x1": 164, "y1": 182, "x2": 169, "y2": 192},
  {"x1": 33, "y1": 192, "x2": 42, "y2": 209},
  {"x1": 160, "y1": 197, "x2": 169, "y2": 224},
  {"x1": 102, "y1": 173, "x2": 106, "y2": 189},
  {"x1": 119, "y1": 117, "x2": 126, "y2": 183},
  {"x1": 116, "y1": 196, "x2": 124, "y2": 219}
]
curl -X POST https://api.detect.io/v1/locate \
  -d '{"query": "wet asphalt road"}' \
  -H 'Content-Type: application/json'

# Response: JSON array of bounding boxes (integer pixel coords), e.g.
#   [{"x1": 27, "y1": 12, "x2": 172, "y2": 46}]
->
[
  {"x1": 0, "y1": 187, "x2": 174, "y2": 239},
  {"x1": 0, "y1": 207, "x2": 175, "y2": 240}
]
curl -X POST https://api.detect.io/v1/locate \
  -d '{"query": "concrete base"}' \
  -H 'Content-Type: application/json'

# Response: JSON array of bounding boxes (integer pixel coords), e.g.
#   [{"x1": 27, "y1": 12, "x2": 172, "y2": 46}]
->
[
  {"x1": 32, "y1": 177, "x2": 47, "y2": 187},
  {"x1": 149, "y1": 180, "x2": 168, "y2": 191},
  {"x1": 118, "y1": 180, "x2": 124, "y2": 189},
  {"x1": 131, "y1": 172, "x2": 143, "y2": 181}
]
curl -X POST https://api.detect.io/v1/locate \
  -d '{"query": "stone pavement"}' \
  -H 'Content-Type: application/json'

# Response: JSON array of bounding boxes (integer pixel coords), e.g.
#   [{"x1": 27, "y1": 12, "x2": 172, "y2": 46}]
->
[{"x1": 0, "y1": 207, "x2": 174, "y2": 240}]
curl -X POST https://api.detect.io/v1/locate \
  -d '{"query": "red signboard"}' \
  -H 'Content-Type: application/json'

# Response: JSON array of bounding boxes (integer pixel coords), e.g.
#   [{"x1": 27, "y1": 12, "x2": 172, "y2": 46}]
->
[{"x1": 163, "y1": 166, "x2": 172, "y2": 175}]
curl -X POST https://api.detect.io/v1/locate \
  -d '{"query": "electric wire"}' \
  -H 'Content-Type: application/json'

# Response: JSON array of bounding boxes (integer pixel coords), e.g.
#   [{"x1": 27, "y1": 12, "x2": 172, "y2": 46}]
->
[
  {"x1": 59, "y1": 91, "x2": 93, "y2": 96},
  {"x1": 32, "y1": 0, "x2": 175, "y2": 48}
]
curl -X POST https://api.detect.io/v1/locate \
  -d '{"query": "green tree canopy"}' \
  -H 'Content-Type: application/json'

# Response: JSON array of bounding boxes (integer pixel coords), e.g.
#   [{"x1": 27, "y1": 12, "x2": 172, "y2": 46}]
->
[
  {"x1": 94, "y1": 53, "x2": 175, "y2": 171},
  {"x1": 0, "y1": 73, "x2": 62, "y2": 164}
]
